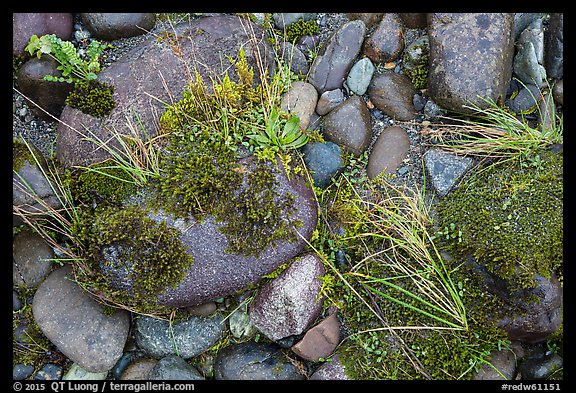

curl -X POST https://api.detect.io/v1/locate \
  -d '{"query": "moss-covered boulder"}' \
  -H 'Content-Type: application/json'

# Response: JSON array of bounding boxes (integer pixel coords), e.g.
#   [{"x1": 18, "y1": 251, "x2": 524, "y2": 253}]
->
[
  {"x1": 75, "y1": 155, "x2": 317, "y2": 311},
  {"x1": 435, "y1": 148, "x2": 563, "y2": 343},
  {"x1": 56, "y1": 14, "x2": 275, "y2": 168}
]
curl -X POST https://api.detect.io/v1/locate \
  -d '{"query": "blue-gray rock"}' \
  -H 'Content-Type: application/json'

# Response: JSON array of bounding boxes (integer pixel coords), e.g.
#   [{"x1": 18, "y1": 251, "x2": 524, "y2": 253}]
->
[
  {"x1": 367, "y1": 72, "x2": 418, "y2": 121},
  {"x1": 302, "y1": 141, "x2": 343, "y2": 189},
  {"x1": 544, "y1": 13, "x2": 563, "y2": 79},
  {"x1": 346, "y1": 57, "x2": 375, "y2": 96},
  {"x1": 13, "y1": 291, "x2": 22, "y2": 311},
  {"x1": 32, "y1": 265, "x2": 130, "y2": 373},
  {"x1": 362, "y1": 13, "x2": 405, "y2": 64},
  {"x1": 427, "y1": 13, "x2": 515, "y2": 113},
  {"x1": 367, "y1": 126, "x2": 411, "y2": 180},
  {"x1": 80, "y1": 13, "x2": 156, "y2": 40},
  {"x1": 316, "y1": 88, "x2": 345, "y2": 116},
  {"x1": 56, "y1": 15, "x2": 275, "y2": 168},
  {"x1": 514, "y1": 41, "x2": 546, "y2": 88},
  {"x1": 34, "y1": 364, "x2": 63, "y2": 380},
  {"x1": 518, "y1": 353, "x2": 563, "y2": 380},
  {"x1": 249, "y1": 253, "x2": 325, "y2": 341},
  {"x1": 228, "y1": 298, "x2": 257, "y2": 339},
  {"x1": 13, "y1": 13, "x2": 73, "y2": 56},
  {"x1": 16, "y1": 55, "x2": 73, "y2": 121},
  {"x1": 513, "y1": 13, "x2": 545, "y2": 40},
  {"x1": 517, "y1": 19, "x2": 544, "y2": 64},
  {"x1": 423, "y1": 148, "x2": 474, "y2": 197},
  {"x1": 214, "y1": 342, "x2": 306, "y2": 380},
  {"x1": 272, "y1": 13, "x2": 317, "y2": 30},
  {"x1": 323, "y1": 95, "x2": 372, "y2": 157},
  {"x1": 134, "y1": 314, "x2": 225, "y2": 359},
  {"x1": 13, "y1": 140, "x2": 63, "y2": 218},
  {"x1": 111, "y1": 352, "x2": 134, "y2": 379},
  {"x1": 13, "y1": 364, "x2": 35, "y2": 380},
  {"x1": 308, "y1": 20, "x2": 366, "y2": 95},
  {"x1": 148, "y1": 356, "x2": 205, "y2": 380},
  {"x1": 13, "y1": 228, "x2": 54, "y2": 289}
]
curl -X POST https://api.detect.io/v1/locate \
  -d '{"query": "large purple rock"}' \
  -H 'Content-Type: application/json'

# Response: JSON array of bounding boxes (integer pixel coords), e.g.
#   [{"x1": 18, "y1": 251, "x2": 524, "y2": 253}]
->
[
  {"x1": 13, "y1": 13, "x2": 73, "y2": 56},
  {"x1": 98, "y1": 156, "x2": 318, "y2": 308},
  {"x1": 56, "y1": 15, "x2": 275, "y2": 168}
]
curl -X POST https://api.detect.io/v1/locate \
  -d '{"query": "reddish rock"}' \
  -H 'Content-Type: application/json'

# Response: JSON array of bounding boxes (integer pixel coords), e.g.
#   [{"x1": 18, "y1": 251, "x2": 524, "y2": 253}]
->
[
  {"x1": 362, "y1": 13, "x2": 405, "y2": 64},
  {"x1": 291, "y1": 312, "x2": 341, "y2": 362},
  {"x1": 249, "y1": 253, "x2": 325, "y2": 341}
]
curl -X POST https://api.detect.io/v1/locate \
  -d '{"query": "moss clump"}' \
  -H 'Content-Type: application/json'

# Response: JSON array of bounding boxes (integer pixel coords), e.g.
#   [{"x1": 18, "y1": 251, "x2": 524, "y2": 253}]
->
[
  {"x1": 403, "y1": 37, "x2": 429, "y2": 89},
  {"x1": 70, "y1": 160, "x2": 137, "y2": 205},
  {"x1": 284, "y1": 19, "x2": 319, "y2": 43},
  {"x1": 435, "y1": 149, "x2": 563, "y2": 290},
  {"x1": 73, "y1": 204, "x2": 194, "y2": 315},
  {"x1": 65, "y1": 80, "x2": 116, "y2": 118},
  {"x1": 13, "y1": 289, "x2": 52, "y2": 370},
  {"x1": 13, "y1": 137, "x2": 38, "y2": 172},
  {"x1": 218, "y1": 159, "x2": 299, "y2": 256}
]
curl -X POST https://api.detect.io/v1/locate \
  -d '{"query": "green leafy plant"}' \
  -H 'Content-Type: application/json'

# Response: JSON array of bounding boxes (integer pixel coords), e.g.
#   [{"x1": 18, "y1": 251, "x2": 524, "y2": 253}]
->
[
  {"x1": 25, "y1": 34, "x2": 109, "y2": 84},
  {"x1": 247, "y1": 108, "x2": 309, "y2": 152}
]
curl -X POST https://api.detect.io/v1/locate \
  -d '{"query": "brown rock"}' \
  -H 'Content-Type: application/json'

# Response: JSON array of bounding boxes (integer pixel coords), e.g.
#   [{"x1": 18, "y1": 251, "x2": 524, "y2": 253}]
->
[
  {"x1": 398, "y1": 13, "x2": 428, "y2": 29},
  {"x1": 368, "y1": 72, "x2": 417, "y2": 121},
  {"x1": 363, "y1": 13, "x2": 405, "y2": 64},
  {"x1": 291, "y1": 312, "x2": 341, "y2": 362},
  {"x1": 367, "y1": 126, "x2": 410, "y2": 180},
  {"x1": 346, "y1": 13, "x2": 384, "y2": 28},
  {"x1": 280, "y1": 81, "x2": 318, "y2": 130},
  {"x1": 16, "y1": 55, "x2": 73, "y2": 120},
  {"x1": 120, "y1": 358, "x2": 157, "y2": 380},
  {"x1": 323, "y1": 95, "x2": 372, "y2": 157}
]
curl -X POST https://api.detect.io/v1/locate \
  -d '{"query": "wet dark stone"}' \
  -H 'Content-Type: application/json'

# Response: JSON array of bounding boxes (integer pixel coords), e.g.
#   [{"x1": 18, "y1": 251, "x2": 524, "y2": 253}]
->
[{"x1": 214, "y1": 342, "x2": 306, "y2": 380}]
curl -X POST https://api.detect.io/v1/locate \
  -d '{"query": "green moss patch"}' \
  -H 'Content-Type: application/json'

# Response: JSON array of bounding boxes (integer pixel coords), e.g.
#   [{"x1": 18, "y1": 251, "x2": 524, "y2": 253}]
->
[
  {"x1": 70, "y1": 160, "x2": 137, "y2": 205},
  {"x1": 284, "y1": 19, "x2": 319, "y2": 43},
  {"x1": 435, "y1": 149, "x2": 563, "y2": 290},
  {"x1": 65, "y1": 80, "x2": 116, "y2": 118},
  {"x1": 72, "y1": 204, "x2": 194, "y2": 315}
]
